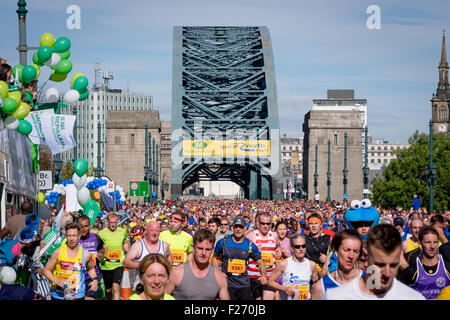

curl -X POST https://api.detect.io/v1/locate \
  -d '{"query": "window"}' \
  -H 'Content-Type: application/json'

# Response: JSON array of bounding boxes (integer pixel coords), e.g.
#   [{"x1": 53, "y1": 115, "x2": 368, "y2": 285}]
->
[
  {"x1": 371, "y1": 159, "x2": 375, "y2": 163},
  {"x1": 377, "y1": 159, "x2": 381, "y2": 163},
  {"x1": 334, "y1": 134, "x2": 338, "y2": 145},
  {"x1": 384, "y1": 159, "x2": 388, "y2": 163},
  {"x1": 115, "y1": 136, "x2": 121, "y2": 144},
  {"x1": 440, "y1": 106, "x2": 447, "y2": 119},
  {"x1": 131, "y1": 133, "x2": 135, "y2": 146}
]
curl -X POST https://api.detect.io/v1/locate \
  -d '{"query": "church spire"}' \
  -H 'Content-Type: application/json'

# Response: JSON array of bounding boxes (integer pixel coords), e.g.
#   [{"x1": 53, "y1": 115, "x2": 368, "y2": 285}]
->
[
  {"x1": 440, "y1": 29, "x2": 448, "y2": 69},
  {"x1": 437, "y1": 29, "x2": 449, "y2": 99}
]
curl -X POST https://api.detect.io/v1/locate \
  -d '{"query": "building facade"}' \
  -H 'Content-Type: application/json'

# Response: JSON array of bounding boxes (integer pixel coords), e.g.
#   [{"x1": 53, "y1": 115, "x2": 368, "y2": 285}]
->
[
  {"x1": 59, "y1": 89, "x2": 153, "y2": 171},
  {"x1": 105, "y1": 111, "x2": 161, "y2": 204},
  {"x1": 280, "y1": 134, "x2": 304, "y2": 198},
  {"x1": 303, "y1": 109, "x2": 364, "y2": 202},
  {"x1": 312, "y1": 90, "x2": 367, "y2": 156}
]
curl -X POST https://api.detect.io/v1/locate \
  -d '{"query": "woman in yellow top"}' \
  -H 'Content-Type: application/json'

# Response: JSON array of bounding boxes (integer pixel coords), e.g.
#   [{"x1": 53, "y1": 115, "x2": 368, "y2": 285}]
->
[{"x1": 128, "y1": 254, "x2": 175, "y2": 300}]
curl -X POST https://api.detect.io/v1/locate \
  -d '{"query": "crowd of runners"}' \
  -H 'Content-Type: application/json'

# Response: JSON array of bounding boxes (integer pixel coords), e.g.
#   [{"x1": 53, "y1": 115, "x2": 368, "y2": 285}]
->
[{"x1": 1, "y1": 197, "x2": 449, "y2": 300}]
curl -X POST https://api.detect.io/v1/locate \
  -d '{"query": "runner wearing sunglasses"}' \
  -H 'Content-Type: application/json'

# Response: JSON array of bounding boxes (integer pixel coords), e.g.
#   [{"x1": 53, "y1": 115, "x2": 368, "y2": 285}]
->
[{"x1": 268, "y1": 233, "x2": 318, "y2": 300}]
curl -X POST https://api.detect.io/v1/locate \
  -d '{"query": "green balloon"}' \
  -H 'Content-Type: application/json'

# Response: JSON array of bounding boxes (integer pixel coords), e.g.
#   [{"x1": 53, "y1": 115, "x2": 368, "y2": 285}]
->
[
  {"x1": 17, "y1": 119, "x2": 32, "y2": 135},
  {"x1": 0, "y1": 80, "x2": 8, "y2": 99},
  {"x1": 37, "y1": 46, "x2": 52, "y2": 63},
  {"x1": 21, "y1": 65, "x2": 37, "y2": 84},
  {"x1": 54, "y1": 59, "x2": 72, "y2": 75},
  {"x1": 12, "y1": 64, "x2": 24, "y2": 83},
  {"x1": 53, "y1": 37, "x2": 71, "y2": 53},
  {"x1": 73, "y1": 158, "x2": 88, "y2": 177},
  {"x1": 73, "y1": 76, "x2": 88, "y2": 92},
  {"x1": 82, "y1": 200, "x2": 100, "y2": 227},
  {"x1": 2, "y1": 97, "x2": 18, "y2": 114},
  {"x1": 58, "y1": 49, "x2": 71, "y2": 60},
  {"x1": 49, "y1": 72, "x2": 67, "y2": 82},
  {"x1": 79, "y1": 89, "x2": 89, "y2": 101}
]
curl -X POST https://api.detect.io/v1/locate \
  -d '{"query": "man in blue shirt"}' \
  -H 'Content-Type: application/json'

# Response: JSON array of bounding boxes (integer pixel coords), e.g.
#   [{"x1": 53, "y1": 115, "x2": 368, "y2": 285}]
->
[
  {"x1": 412, "y1": 195, "x2": 421, "y2": 211},
  {"x1": 213, "y1": 216, "x2": 266, "y2": 300}
]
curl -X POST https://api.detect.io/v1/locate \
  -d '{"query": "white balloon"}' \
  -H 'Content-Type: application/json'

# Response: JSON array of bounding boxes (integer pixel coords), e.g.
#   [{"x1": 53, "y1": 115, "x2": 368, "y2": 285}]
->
[
  {"x1": 77, "y1": 187, "x2": 91, "y2": 205},
  {"x1": 4, "y1": 116, "x2": 19, "y2": 130},
  {"x1": 72, "y1": 173, "x2": 87, "y2": 190},
  {"x1": 45, "y1": 53, "x2": 61, "y2": 67},
  {"x1": 45, "y1": 87, "x2": 59, "y2": 102},
  {"x1": 63, "y1": 90, "x2": 80, "y2": 104},
  {"x1": 0, "y1": 266, "x2": 17, "y2": 284}
]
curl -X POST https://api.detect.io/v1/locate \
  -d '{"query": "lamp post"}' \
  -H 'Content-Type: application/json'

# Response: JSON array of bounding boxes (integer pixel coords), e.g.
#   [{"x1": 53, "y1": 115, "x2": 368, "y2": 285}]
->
[
  {"x1": 313, "y1": 144, "x2": 318, "y2": 196},
  {"x1": 152, "y1": 138, "x2": 156, "y2": 200},
  {"x1": 425, "y1": 120, "x2": 437, "y2": 212},
  {"x1": 326, "y1": 139, "x2": 331, "y2": 202},
  {"x1": 363, "y1": 126, "x2": 369, "y2": 199},
  {"x1": 94, "y1": 121, "x2": 105, "y2": 178},
  {"x1": 53, "y1": 153, "x2": 63, "y2": 183},
  {"x1": 155, "y1": 143, "x2": 159, "y2": 200},
  {"x1": 144, "y1": 125, "x2": 149, "y2": 203},
  {"x1": 343, "y1": 132, "x2": 348, "y2": 202},
  {"x1": 72, "y1": 105, "x2": 78, "y2": 164}
]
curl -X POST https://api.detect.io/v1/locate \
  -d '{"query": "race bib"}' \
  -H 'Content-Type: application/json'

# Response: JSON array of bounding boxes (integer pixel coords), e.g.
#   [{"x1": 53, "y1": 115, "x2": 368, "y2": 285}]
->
[
  {"x1": 227, "y1": 259, "x2": 246, "y2": 274},
  {"x1": 106, "y1": 249, "x2": 121, "y2": 262},
  {"x1": 53, "y1": 270, "x2": 79, "y2": 290},
  {"x1": 288, "y1": 285, "x2": 309, "y2": 300},
  {"x1": 261, "y1": 252, "x2": 274, "y2": 266},
  {"x1": 171, "y1": 249, "x2": 185, "y2": 264}
]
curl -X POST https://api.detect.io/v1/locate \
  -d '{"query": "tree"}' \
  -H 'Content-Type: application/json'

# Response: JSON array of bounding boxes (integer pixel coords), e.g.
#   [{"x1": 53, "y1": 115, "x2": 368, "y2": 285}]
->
[
  {"x1": 61, "y1": 160, "x2": 74, "y2": 181},
  {"x1": 371, "y1": 131, "x2": 450, "y2": 212}
]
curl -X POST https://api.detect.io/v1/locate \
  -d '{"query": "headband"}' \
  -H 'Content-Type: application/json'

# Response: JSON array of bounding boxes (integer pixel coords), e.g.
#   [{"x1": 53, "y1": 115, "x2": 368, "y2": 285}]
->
[
  {"x1": 308, "y1": 217, "x2": 322, "y2": 224},
  {"x1": 170, "y1": 216, "x2": 183, "y2": 223}
]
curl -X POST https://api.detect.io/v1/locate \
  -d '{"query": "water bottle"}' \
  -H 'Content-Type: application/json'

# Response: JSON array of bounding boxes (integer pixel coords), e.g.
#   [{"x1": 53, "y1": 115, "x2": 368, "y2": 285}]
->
[{"x1": 63, "y1": 282, "x2": 74, "y2": 300}]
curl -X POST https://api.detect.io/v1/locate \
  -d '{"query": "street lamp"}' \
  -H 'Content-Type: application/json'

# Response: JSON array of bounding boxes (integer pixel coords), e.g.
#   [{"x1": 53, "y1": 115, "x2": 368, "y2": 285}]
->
[
  {"x1": 313, "y1": 144, "x2": 318, "y2": 197},
  {"x1": 326, "y1": 139, "x2": 331, "y2": 202},
  {"x1": 94, "y1": 121, "x2": 105, "y2": 178},
  {"x1": 425, "y1": 120, "x2": 437, "y2": 212},
  {"x1": 53, "y1": 153, "x2": 63, "y2": 183},
  {"x1": 363, "y1": 126, "x2": 369, "y2": 199},
  {"x1": 343, "y1": 132, "x2": 348, "y2": 202}
]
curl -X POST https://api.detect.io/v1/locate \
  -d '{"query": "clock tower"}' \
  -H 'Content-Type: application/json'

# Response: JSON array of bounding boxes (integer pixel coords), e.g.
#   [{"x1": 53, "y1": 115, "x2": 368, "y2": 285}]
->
[{"x1": 431, "y1": 30, "x2": 450, "y2": 134}]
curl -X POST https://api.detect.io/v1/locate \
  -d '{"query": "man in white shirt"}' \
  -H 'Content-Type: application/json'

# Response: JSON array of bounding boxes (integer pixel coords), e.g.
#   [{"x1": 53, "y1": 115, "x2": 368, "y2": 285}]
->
[{"x1": 323, "y1": 224, "x2": 425, "y2": 300}]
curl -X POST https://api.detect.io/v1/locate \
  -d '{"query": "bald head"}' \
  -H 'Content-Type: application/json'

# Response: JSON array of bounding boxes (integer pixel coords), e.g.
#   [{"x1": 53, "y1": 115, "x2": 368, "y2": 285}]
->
[{"x1": 145, "y1": 220, "x2": 161, "y2": 243}]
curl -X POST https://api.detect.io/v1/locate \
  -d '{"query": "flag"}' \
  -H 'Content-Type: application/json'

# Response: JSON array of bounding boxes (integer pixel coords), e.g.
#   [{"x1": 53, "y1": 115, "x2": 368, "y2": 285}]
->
[
  {"x1": 52, "y1": 205, "x2": 65, "y2": 231},
  {"x1": 26, "y1": 110, "x2": 76, "y2": 155}
]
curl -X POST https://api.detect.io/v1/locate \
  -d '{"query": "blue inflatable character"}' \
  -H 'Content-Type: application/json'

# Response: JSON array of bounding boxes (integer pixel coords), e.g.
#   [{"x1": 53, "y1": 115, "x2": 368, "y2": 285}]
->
[{"x1": 344, "y1": 199, "x2": 380, "y2": 240}]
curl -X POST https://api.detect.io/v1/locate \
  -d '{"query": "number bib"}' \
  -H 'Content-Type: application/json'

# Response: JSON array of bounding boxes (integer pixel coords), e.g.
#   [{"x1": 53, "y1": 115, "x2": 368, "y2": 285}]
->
[
  {"x1": 171, "y1": 249, "x2": 185, "y2": 264},
  {"x1": 227, "y1": 259, "x2": 246, "y2": 274},
  {"x1": 106, "y1": 249, "x2": 121, "y2": 262},
  {"x1": 289, "y1": 285, "x2": 309, "y2": 300},
  {"x1": 261, "y1": 252, "x2": 274, "y2": 266}
]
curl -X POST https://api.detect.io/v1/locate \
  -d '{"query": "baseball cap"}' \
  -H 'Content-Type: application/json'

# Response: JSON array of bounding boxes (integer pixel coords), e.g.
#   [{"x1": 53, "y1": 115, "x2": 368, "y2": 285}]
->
[
  {"x1": 393, "y1": 218, "x2": 404, "y2": 227},
  {"x1": 232, "y1": 216, "x2": 246, "y2": 227}
]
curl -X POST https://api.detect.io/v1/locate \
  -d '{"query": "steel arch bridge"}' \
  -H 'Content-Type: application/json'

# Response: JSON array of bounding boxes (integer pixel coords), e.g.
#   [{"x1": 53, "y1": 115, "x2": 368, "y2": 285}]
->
[{"x1": 171, "y1": 26, "x2": 282, "y2": 199}]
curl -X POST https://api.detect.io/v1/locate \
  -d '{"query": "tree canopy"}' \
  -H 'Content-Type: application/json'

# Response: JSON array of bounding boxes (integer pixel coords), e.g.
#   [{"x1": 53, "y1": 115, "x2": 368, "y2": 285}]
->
[{"x1": 371, "y1": 130, "x2": 449, "y2": 212}]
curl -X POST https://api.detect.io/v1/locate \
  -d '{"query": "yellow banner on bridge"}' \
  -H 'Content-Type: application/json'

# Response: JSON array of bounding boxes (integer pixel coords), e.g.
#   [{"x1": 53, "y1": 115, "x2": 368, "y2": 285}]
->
[{"x1": 182, "y1": 140, "x2": 271, "y2": 157}]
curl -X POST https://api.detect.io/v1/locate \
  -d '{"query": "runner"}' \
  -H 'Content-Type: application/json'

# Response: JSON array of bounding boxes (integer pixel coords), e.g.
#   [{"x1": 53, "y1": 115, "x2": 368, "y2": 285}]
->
[
  {"x1": 400, "y1": 226, "x2": 450, "y2": 299},
  {"x1": 304, "y1": 212, "x2": 331, "y2": 276},
  {"x1": 311, "y1": 229, "x2": 363, "y2": 299},
  {"x1": 159, "y1": 209, "x2": 193, "y2": 268},
  {"x1": 269, "y1": 233, "x2": 318, "y2": 300},
  {"x1": 123, "y1": 220, "x2": 172, "y2": 289},
  {"x1": 98, "y1": 212, "x2": 129, "y2": 300},
  {"x1": 128, "y1": 254, "x2": 175, "y2": 300},
  {"x1": 323, "y1": 224, "x2": 425, "y2": 300},
  {"x1": 213, "y1": 216, "x2": 265, "y2": 300},
  {"x1": 77, "y1": 215, "x2": 104, "y2": 300},
  {"x1": 246, "y1": 212, "x2": 279, "y2": 300},
  {"x1": 129, "y1": 217, "x2": 145, "y2": 246},
  {"x1": 42, "y1": 223, "x2": 98, "y2": 300},
  {"x1": 166, "y1": 229, "x2": 230, "y2": 300}
]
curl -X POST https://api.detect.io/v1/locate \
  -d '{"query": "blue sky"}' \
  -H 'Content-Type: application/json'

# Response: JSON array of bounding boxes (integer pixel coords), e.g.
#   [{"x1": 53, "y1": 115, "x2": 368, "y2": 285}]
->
[{"x1": 1, "y1": 0, "x2": 449, "y2": 143}]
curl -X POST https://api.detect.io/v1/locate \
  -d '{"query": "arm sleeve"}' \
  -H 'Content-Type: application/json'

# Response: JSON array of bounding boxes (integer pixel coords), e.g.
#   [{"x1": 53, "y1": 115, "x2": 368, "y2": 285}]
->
[
  {"x1": 399, "y1": 264, "x2": 417, "y2": 286},
  {"x1": 95, "y1": 234, "x2": 104, "y2": 251}
]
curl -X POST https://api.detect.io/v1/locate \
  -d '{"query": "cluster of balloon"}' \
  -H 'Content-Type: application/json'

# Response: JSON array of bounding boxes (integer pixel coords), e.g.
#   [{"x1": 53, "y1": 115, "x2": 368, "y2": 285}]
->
[
  {"x1": 0, "y1": 67, "x2": 33, "y2": 135},
  {"x1": 34, "y1": 33, "x2": 90, "y2": 104},
  {"x1": 2, "y1": 33, "x2": 89, "y2": 137},
  {"x1": 42, "y1": 158, "x2": 125, "y2": 225}
]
